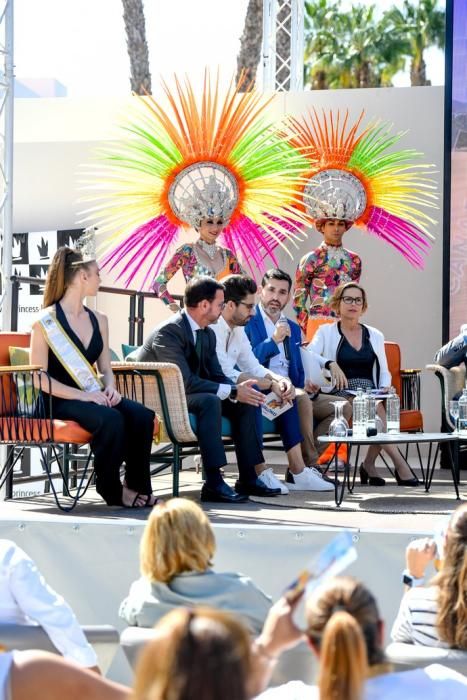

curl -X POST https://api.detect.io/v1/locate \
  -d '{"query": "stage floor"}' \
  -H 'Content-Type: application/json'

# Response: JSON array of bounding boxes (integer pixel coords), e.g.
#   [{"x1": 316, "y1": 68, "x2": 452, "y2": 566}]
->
[{"x1": 3, "y1": 450, "x2": 464, "y2": 532}]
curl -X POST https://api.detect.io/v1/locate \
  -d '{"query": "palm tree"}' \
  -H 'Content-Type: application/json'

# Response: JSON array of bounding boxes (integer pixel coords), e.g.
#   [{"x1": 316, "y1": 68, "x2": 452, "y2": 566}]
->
[
  {"x1": 121, "y1": 0, "x2": 152, "y2": 94},
  {"x1": 304, "y1": 0, "x2": 341, "y2": 89},
  {"x1": 236, "y1": 0, "x2": 263, "y2": 89},
  {"x1": 386, "y1": 0, "x2": 445, "y2": 86}
]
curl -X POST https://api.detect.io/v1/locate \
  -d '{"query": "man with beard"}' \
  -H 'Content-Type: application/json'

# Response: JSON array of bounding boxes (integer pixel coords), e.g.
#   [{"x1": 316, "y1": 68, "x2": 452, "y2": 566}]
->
[
  {"x1": 136, "y1": 276, "x2": 280, "y2": 503},
  {"x1": 213, "y1": 274, "x2": 335, "y2": 493},
  {"x1": 244, "y1": 269, "x2": 352, "y2": 488}
]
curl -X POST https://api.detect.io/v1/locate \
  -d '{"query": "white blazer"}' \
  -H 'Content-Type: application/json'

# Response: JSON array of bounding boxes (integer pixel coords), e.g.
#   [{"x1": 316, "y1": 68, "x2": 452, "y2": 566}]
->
[{"x1": 308, "y1": 321, "x2": 392, "y2": 389}]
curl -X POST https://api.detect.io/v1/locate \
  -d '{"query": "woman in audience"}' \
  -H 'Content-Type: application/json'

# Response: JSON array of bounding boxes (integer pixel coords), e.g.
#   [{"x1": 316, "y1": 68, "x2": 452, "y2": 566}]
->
[
  {"x1": 307, "y1": 281, "x2": 419, "y2": 486},
  {"x1": 132, "y1": 607, "x2": 252, "y2": 700},
  {"x1": 119, "y1": 498, "x2": 271, "y2": 635},
  {"x1": 29, "y1": 246, "x2": 157, "y2": 508},
  {"x1": 254, "y1": 576, "x2": 467, "y2": 699},
  {"x1": 1, "y1": 649, "x2": 129, "y2": 700},
  {"x1": 391, "y1": 503, "x2": 467, "y2": 649}
]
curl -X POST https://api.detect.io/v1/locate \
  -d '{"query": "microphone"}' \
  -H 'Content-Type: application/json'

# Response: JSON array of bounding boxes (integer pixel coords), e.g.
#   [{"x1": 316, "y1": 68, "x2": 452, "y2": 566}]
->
[{"x1": 279, "y1": 315, "x2": 290, "y2": 361}]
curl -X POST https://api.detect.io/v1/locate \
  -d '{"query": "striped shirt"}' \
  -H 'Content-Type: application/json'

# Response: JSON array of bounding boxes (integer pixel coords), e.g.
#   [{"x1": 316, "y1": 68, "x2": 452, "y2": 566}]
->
[{"x1": 391, "y1": 585, "x2": 449, "y2": 648}]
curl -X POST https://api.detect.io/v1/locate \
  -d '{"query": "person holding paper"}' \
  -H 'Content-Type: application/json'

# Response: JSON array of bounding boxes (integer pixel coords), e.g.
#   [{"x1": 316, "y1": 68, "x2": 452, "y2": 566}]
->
[
  {"x1": 245, "y1": 269, "x2": 350, "y2": 487},
  {"x1": 213, "y1": 275, "x2": 334, "y2": 493},
  {"x1": 307, "y1": 281, "x2": 419, "y2": 487},
  {"x1": 253, "y1": 576, "x2": 467, "y2": 700}
]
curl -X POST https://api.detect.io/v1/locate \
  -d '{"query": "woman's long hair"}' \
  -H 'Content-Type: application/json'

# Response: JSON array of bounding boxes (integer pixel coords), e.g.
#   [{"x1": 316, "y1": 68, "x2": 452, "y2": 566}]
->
[
  {"x1": 132, "y1": 607, "x2": 251, "y2": 700},
  {"x1": 43, "y1": 246, "x2": 91, "y2": 307},
  {"x1": 306, "y1": 576, "x2": 384, "y2": 700},
  {"x1": 434, "y1": 503, "x2": 467, "y2": 648}
]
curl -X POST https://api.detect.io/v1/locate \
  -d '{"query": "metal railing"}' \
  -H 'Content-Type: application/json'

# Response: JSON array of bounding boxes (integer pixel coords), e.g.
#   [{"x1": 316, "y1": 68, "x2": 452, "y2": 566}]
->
[{"x1": 9, "y1": 275, "x2": 183, "y2": 344}]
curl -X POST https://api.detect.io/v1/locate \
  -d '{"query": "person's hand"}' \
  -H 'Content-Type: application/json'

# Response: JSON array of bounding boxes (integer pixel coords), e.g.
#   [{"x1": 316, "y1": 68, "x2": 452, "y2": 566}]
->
[
  {"x1": 406, "y1": 538, "x2": 436, "y2": 579},
  {"x1": 255, "y1": 594, "x2": 306, "y2": 659},
  {"x1": 279, "y1": 379, "x2": 295, "y2": 402},
  {"x1": 81, "y1": 390, "x2": 111, "y2": 406},
  {"x1": 272, "y1": 320, "x2": 291, "y2": 345},
  {"x1": 305, "y1": 379, "x2": 320, "y2": 394},
  {"x1": 329, "y1": 361, "x2": 348, "y2": 391},
  {"x1": 236, "y1": 380, "x2": 266, "y2": 406},
  {"x1": 103, "y1": 386, "x2": 122, "y2": 406}
]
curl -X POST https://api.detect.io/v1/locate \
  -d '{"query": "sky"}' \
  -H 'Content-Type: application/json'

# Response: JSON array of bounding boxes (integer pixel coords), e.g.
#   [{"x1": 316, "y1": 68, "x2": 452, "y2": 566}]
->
[{"x1": 13, "y1": 0, "x2": 445, "y2": 97}]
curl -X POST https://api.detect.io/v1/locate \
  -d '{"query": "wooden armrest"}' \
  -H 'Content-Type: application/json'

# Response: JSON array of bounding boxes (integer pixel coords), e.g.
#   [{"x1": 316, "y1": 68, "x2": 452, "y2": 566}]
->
[
  {"x1": 0, "y1": 364, "x2": 43, "y2": 373},
  {"x1": 400, "y1": 369, "x2": 421, "y2": 374}
]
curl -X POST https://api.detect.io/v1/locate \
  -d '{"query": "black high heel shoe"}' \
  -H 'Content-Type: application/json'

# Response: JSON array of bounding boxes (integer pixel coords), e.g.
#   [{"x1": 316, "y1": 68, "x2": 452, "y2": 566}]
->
[
  {"x1": 359, "y1": 464, "x2": 386, "y2": 486},
  {"x1": 394, "y1": 471, "x2": 420, "y2": 487}
]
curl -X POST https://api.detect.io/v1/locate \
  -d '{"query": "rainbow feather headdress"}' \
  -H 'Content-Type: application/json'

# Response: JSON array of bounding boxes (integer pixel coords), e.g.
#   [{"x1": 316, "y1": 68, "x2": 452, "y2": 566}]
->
[
  {"x1": 81, "y1": 72, "x2": 310, "y2": 289},
  {"x1": 287, "y1": 110, "x2": 438, "y2": 268}
]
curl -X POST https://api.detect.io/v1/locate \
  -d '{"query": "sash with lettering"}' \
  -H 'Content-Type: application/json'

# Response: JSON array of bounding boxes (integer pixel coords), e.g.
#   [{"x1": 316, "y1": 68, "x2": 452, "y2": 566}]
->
[{"x1": 38, "y1": 310, "x2": 103, "y2": 391}]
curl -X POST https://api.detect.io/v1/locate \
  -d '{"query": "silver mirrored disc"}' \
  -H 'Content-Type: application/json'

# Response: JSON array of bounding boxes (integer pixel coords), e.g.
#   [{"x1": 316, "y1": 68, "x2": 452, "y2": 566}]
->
[{"x1": 304, "y1": 169, "x2": 367, "y2": 221}]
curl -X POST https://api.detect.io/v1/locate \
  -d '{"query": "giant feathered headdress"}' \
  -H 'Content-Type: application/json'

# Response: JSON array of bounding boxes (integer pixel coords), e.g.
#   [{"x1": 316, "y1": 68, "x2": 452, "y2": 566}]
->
[
  {"x1": 287, "y1": 109, "x2": 438, "y2": 268},
  {"x1": 81, "y1": 72, "x2": 311, "y2": 288}
]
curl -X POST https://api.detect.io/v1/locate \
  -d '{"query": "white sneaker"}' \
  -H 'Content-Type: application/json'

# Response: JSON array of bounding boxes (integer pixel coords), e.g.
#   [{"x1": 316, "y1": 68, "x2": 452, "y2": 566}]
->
[
  {"x1": 258, "y1": 467, "x2": 289, "y2": 495},
  {"x1": 286, "y1": 466, "x2": 335, "y2": 491}
]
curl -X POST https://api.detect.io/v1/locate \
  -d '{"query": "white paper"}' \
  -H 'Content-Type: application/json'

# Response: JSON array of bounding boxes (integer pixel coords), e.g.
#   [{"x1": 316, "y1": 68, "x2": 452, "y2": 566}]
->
[
  {"x1": 261, "y1": 392, "x2": 293, "y2": 420},
  {"x1": 300, "y1": 347, "x2": 335, "y2": 393}
]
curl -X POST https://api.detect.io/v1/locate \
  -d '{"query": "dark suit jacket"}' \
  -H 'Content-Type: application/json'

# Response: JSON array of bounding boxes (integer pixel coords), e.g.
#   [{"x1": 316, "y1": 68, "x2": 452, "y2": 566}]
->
[
  {"x1": 245, "y1": 307, "x2": 305, "y2": 389},
  {"x1": 137, "y1": 311, "x2": 234, "y2": 395}
]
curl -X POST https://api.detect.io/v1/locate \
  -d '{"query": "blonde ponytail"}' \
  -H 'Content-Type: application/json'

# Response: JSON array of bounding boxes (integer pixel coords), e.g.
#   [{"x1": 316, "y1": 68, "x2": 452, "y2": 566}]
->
[
  {"x1": 318, "y1": 611, "x2": 368, "y2": 700},
  {"x1": 43, "y1": 247, "x2": 87, "y2": 307}
]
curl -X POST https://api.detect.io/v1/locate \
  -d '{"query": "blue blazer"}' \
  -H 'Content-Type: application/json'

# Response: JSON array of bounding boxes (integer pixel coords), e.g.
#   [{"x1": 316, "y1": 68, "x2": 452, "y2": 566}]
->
[{"x1": 245, "y1": 307, "x2": 305, "y2": 389}]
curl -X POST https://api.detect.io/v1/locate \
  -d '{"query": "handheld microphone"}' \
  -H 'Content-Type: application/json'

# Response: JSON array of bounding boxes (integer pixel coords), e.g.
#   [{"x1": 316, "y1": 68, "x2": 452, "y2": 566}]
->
[{"x1": 279, "y1": 315, "x2": 291, "y2": 361}]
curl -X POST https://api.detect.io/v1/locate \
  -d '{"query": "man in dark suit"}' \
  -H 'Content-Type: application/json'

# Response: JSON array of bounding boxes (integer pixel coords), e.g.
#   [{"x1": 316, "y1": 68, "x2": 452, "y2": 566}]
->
[
  {"x1": 137, "y1": 276, "x2": 280, "y2": 503},
  {"x1": 245, "y1": 268, "x2": 351, "y2": 485}
]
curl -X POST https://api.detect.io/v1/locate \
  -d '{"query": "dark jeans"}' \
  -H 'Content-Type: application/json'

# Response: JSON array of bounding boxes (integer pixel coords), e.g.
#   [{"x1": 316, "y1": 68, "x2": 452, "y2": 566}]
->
[
  {"x1": 256, "y1": 399, "x2": 302, "y2": 452},
  {"x1": 50, "y1": 396, "x2": 155, "y2": 505},
  {"x1": 187, "y1": 393, "x2": 263, "y2": 487}
]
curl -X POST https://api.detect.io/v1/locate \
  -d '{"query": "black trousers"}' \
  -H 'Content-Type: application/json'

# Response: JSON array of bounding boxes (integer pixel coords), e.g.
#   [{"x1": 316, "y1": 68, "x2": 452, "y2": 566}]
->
[
  {"x1": 50, "y1": 397, "x2": 155, "y2": 505},
  {"x1": 186, "y1": 393, "x2": 263, "y2": 487}
]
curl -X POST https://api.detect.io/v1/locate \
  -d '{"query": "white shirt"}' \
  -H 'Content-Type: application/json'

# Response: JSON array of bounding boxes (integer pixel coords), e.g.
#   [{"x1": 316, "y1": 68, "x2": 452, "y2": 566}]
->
[
  {"x1": 255, "y1": 664, "x2": 467, "y2": 700},
  {"x1": 391, "y1": 586, "x2": 447, "y2": 648},
  {"x1": 185, "y1": 311, "x2": 231, "y2": 400},
  {"x1": 0, "y1": 539, "x2": 97, "y2": 667},
  {"x1": 212, "y1": 316, "x2": 271, "y2": 383},
  {"x1": 258, "y1": 305, "x2": 290, "y2": 378}
]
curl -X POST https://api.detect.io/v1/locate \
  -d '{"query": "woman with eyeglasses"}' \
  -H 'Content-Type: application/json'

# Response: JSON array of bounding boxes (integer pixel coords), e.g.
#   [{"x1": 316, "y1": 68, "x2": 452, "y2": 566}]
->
[
  {"x1": 306, "y1": 282, "x2": 419, "y2": 486},
  {"x1": 152, "y1": 217, "x2": 244, "y2": 313}
]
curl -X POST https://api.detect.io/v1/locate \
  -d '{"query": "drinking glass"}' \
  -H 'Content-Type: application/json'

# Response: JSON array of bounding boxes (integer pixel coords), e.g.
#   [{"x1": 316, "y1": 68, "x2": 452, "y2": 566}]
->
[
  {"x1": 449, "y1": 400, "x2": 459, "y2": 433},
  {"x1": 329, "y1": 401, "x2": 349, "y2": 438}
]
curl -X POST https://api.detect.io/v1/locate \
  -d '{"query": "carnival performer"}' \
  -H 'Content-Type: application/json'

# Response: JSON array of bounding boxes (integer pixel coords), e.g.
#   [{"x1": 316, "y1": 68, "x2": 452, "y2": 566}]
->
[
  {"x1": 289, "y1": 110, "x2": 437, "y2": 338},
  {"x1": 152, "y1": 215, "x2": 244, "y2": 312},
  {"x1": 29, "y1": 245, "x2": 158, "y2": 508},
  {"x1": 83, "y1": 72, "x2": 309, "y2": 298}
]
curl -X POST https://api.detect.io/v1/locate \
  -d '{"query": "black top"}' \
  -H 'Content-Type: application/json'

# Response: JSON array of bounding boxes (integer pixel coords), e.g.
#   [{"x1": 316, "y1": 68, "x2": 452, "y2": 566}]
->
[
  {"x1": 46, "y1": 301, "x2": 103, "y2": 390},
  {"x1": 336, "y1": 323, "x2": 376, "y2": 382}
]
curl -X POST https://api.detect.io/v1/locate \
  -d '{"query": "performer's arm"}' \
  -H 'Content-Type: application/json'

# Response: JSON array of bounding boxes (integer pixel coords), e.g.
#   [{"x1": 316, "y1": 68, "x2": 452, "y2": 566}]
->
[
  {"x1": 293, "y1": 256, "x2": 311, "y2": 335},
  {"x1": 151, "y1": 247, "x2": 186, "y2": 308},
  {"x1": 351, "y1": 253, "x2": 362, "y2": 282}
]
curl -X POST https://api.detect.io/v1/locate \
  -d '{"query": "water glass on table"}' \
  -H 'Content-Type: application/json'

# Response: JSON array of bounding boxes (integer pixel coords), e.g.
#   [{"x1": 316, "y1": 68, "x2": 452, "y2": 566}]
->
[{"x1": 449, "y1": 400, "x2": 459, "y2": 433}]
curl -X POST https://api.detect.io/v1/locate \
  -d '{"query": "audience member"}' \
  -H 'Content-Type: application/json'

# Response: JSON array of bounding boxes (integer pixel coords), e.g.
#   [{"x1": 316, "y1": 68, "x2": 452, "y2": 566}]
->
[
  {"x1": 391, "y1": 503, "x2": 467, "y2": 649},
  {"x1": 119, "y1": 498, "x2": 271, "y2": 635},
  {"x1": 0, "y1": 539, "x2": 98, "y2": 669},
  {"x1": 132, "y1": 607, "x2": 251, "y2": 700},
  {"x1": 307, "y1": 281, "x2": 419, "y2": 487},
  {"x1": 254, "y1": 576, "x2": 467, "y2": 699},
  {"x1": 214, "y1": 274, "x2": 333, "y2": 493},
  {"x1": 245, "y1": 268, "x2": 349, "y2": 488},
  {"x1": 29, "y1": 246, "x2": 157, "y2": 508},
  {"x1": 136, "y1": 276, "x2": 280, "y2": 503},
  {"x1": 1, "y1": 649, "x2": 128, "y2": 700}
]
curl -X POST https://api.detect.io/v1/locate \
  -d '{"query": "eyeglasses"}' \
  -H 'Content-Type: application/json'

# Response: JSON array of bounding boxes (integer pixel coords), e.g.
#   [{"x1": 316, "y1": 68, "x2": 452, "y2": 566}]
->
[
  {"x1": 237, "y1": 301, "x2": 255, "y2": 310},
  {"x1": 341, "y1": 296, "x2": 364, "y2": 306}
]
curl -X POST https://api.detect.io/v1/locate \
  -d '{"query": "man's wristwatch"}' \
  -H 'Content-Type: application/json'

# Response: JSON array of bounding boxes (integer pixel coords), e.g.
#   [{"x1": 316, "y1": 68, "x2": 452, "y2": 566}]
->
[
  {"x1": 324, "y1": 360, "x2": 334, "y2": 370},
  {"x1": 229, "y1": 385, "x2": 238, "y2": 401},
  {"x1": 402, "y1": 569, "x2": 425, "y2": 588}
]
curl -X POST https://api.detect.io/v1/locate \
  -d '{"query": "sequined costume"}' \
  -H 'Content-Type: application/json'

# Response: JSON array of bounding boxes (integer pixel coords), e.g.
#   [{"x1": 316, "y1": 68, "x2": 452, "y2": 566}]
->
[
  {"x1": 152, "y1": 243, "x2": 243, "y2": 305},
  {"x1": 293, "y1": 242, "x2": 362, "y2": 335}
]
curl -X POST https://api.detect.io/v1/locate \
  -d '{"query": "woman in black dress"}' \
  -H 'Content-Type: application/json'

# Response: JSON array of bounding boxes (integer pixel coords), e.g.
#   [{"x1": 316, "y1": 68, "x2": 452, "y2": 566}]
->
[{"x1": 30, "y1": 246, "x2": 157, "y2": 508}]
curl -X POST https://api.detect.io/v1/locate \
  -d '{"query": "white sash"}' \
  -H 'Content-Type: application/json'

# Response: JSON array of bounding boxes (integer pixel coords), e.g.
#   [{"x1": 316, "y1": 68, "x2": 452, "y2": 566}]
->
[{"x1": 38, "y1": 310, "x2": 103, "y2": 392}]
